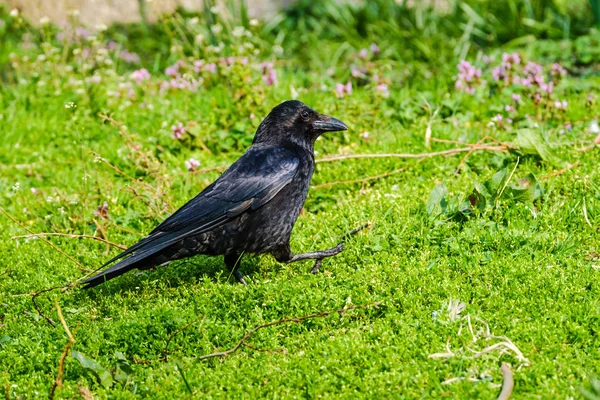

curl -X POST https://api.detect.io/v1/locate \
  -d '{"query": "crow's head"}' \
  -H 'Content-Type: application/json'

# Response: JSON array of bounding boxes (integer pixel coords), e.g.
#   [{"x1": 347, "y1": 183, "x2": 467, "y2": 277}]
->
[{"x1": 253, "y1": 100, "x2": 347, "y2": 149}]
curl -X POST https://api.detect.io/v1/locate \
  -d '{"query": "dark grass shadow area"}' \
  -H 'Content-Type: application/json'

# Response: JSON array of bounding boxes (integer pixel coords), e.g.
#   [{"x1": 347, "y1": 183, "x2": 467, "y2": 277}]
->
[{"x1": 80, "y1": 254, "x2": 268, "y2": 297}]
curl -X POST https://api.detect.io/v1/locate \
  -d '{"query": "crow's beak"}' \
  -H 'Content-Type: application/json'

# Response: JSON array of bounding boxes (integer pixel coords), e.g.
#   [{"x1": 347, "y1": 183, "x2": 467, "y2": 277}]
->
[{"x1": 312, "y1": 116, "x2": 348, "y2": 132}]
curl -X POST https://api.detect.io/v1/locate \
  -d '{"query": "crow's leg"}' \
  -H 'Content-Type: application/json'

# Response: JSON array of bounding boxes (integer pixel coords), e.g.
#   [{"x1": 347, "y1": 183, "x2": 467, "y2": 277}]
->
[
  {"x1": 224, "y1": 252, "x2": 247, "y2": 285},
  {"x1": 273, "y1": 243, "x2": 344, "y2": 274}
]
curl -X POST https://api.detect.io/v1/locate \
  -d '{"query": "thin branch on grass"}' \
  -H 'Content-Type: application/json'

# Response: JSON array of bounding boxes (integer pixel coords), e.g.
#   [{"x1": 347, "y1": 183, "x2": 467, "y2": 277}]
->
[
  {"x1": 334, "y1": 222, "x2": 372, "y2": 241},
  {"x1": 442, "y1": 376, "x2": 499, "y2": 387},
  {"x1": 242, "y1": 342, "x2": 287, "y2": 354},
  {"x1": 196, "y1": 302, "x2": 378, "y2": 361},
  {"x1": 98, "y1": 114, "x2": 154, "y2": 167},
  {"x1": 316, "y1": 145, "x2": 508, "y2": 163},
  {"x1": 90, "y1": 151, "x2": 149, "y2": 189},
  {"x1": 49, "y1": 300, "x2": 76, "y2": 400},
  {"x1": 133, "y1": 302, "x2": 379, "y2": 365},
  {"x1": 451, "y1": 136, "x2": 506, "y2": 174},
  {"x1": 424, "y1": 106, "x2": 440, "y2": 149},
  {"x1": 583, "y1": 199, "x2": 593, "y2": 227},
  {"x1": 162, "y1": 316, "x2": 207, "y2": 362},
  {"x1": 576, "y1": 143, "x2": 597, "y2": 152},
  {"x1": 428, "y1": 340, "x2": 455, "y2": 359},
  {"x1": 495, "y1": 157, "x2": 520, "y2": 209},
  {"x1": 428, "y1": 314, "x2": 530, "y2": 367},
  {"x1": 106, "y1": 219, "x2": 144, "y2": 236},
  {"x1": 180, "y1": 142, "x2": 511, "y2": 178},
  {"x1": 497, "y1": 363, "x2": 514, "y2": 400},
  {"x1": 539, "y1": 161, "x2": 580, "y2": 180},
  {"x1": 194, "y1": 165, "x2": 228, "y2": 174},
  {"x1": 0, "y1": 207, "x2": 91, "y2": 273},
  {"x1": 313, "y1": 165, "x2": 415, "y2": 189},
  {"x1": 12, "y1": 233, "x2": 127, "y2": 250}
]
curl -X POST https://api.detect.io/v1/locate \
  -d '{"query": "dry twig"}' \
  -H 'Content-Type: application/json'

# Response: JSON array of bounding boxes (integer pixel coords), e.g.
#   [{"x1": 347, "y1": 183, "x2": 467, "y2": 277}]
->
[
  {"x1": 162, "y1": 316, "x2": 207, "y2": 362},
  {"x1": 316, "y1": 146, "x2": 508, "y2": 163},
  {"x1": 0, "y1": 207, "x2": 91, "y2": 273},
  {"x1": 12, "y1": 233, "x2": 127, "y2": 250},
  {"x1": 583, "y1": 199, "x2": 593, "y2": 228},
  {"x1": 313, "y1": 165, "x2": 416, "y2": 189},
  {"x1": 539, "y1": 161, "x2": 580, "y2": 180},
  {"x1": 135, "y1": 302, "x2": 379, "y2": 364},
  {"x1": 49, "y1": 300, "x2": 76, "y2": 400},
  {"x1": 196, "y1": 302, "x2": 378, "y2": 361},
  {"x1": 497, "y1": 363, "x2": 514, "y2": 400}
]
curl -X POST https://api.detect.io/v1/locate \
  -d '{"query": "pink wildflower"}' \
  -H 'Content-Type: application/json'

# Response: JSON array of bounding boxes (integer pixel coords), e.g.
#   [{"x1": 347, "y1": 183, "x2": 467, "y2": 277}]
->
[
  {"x1": 261, "y1": 63, "x2": 277, "y2": 86},
  {"x1": 456, "y1": 60, "x2": 482, "y2": 93},
  {"x1": 376, "y1": 83, "x2": 389, "y2": 98},
  {"x1": 94, "y1": 202, "x2": 109, "y2": 219},
  {"x1": 554, "y1": 100, "x2": 567, "y2": 110},
  {"x1": 193, "y1": 60, "x2": 204, "y2": 73},
  {"x1": 550, "y1": 63, "x2": 566, "y2": 77},
  {"x1": 131, "y1": 68, "x2": 151, "y2": 83},
  {"x1": 204, "y1": 63, "x2": 216, "y2": 73},
  {"x1": 335, "y1": 82, "x2": 352, "y2": 98},
  {"x1": 165, "y1": 64, "x2": 179, "y2": 77},
  {"x1": 171, "y1": 122, "x2": 186, "y2": 139},
  {"x1": 119, "y1": 50, "x2": 140, "y2": 64},
  {"x1": 502, "y1": 52, "x2": 521, "y2": 67},
  {"x1": 185, "y1": 158, "x2": 200, "y2": 171}
]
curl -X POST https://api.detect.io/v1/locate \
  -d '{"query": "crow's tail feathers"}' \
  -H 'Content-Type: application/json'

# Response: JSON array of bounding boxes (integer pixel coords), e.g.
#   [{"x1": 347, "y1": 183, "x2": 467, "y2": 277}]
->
[
  {"x1": 82, "y1": 230, "x2": 186, "y2": 289},
  {"x1": 81, "y1": 261, "x2": 139, "y2": 289}
]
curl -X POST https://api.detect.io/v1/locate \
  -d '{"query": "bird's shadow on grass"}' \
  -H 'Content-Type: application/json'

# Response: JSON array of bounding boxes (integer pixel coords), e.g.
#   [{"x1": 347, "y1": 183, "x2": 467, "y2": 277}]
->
[{"x1": 82, "y1": 255, "x2": 266, "y2": 296}]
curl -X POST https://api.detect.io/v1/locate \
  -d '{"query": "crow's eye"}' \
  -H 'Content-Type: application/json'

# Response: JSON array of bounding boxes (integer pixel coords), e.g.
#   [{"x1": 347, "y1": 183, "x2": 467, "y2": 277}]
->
[{"x1": 301, "y1": 110, "x2": 310, "y2": 120}]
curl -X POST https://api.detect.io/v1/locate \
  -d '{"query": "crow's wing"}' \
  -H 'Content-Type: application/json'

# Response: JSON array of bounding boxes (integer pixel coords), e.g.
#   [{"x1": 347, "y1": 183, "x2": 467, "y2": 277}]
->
[{"x1": 83, "y1": 146, "x2": 299, "y2": 287}]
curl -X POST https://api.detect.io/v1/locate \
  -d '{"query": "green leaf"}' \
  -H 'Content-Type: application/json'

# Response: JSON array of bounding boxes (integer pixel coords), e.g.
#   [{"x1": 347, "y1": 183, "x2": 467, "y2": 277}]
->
[
  {"x1": 71, "y1": 350, "x2": 114, "y2": 388},
  {"x1": 427, "y1": 183, "x2": 448, "y2": 216},
  {"x1": 0, "y1": 336, "x2": 11, "y2": 346},
  {"x1": 504, "y1": 173, "x2": 543, "y2": 204},
  {"x1": 473, "y1": 168, "x2": 509, "y2": 205},
  {"x1": 113, "y1": 351, "x2": 134, "y2": 383},
  {"x1": 514, "y1": 129, "x2": 566, "y2": 167}
]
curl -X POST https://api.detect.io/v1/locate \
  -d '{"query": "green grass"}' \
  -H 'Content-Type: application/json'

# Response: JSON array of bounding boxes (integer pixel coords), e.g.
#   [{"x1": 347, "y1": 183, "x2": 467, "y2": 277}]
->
[{"x1": 1, "y1": 5, "x2": 600, "y2": 399}]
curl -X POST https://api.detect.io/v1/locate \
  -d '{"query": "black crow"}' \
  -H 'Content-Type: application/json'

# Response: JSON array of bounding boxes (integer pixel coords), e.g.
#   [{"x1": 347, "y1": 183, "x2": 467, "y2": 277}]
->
[{"x1": 83, "y1": 100, "x2": 348, "y2": 288}]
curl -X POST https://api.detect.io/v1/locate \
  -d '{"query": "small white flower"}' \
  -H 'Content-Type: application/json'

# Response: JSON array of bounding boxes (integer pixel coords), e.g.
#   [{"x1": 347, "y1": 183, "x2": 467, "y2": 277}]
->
[
  {"x1": 232, "y1": 26, "x2": 245, "y2": 37},
  {"x1": 211, "y1": 24, "x2": 223, "y2": 34},
  {"x1": 9, "y1": 9, "x2": 19, "y2": 17},
  {"x1": 589, "y1": 119, "x2": 599, "y2": 134},
  {"x1": 12, "y1": 182, "x2": 20, "y2": 192},
  {"x1": 249, "y1": 19, "x2": 259, "y2": 26},
  {"x1": 39, "y1": 16, "x2": 50, "y2": 25},
  {"x1": 272, "y1": 45, "x2": 283, "y2": 56}
]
